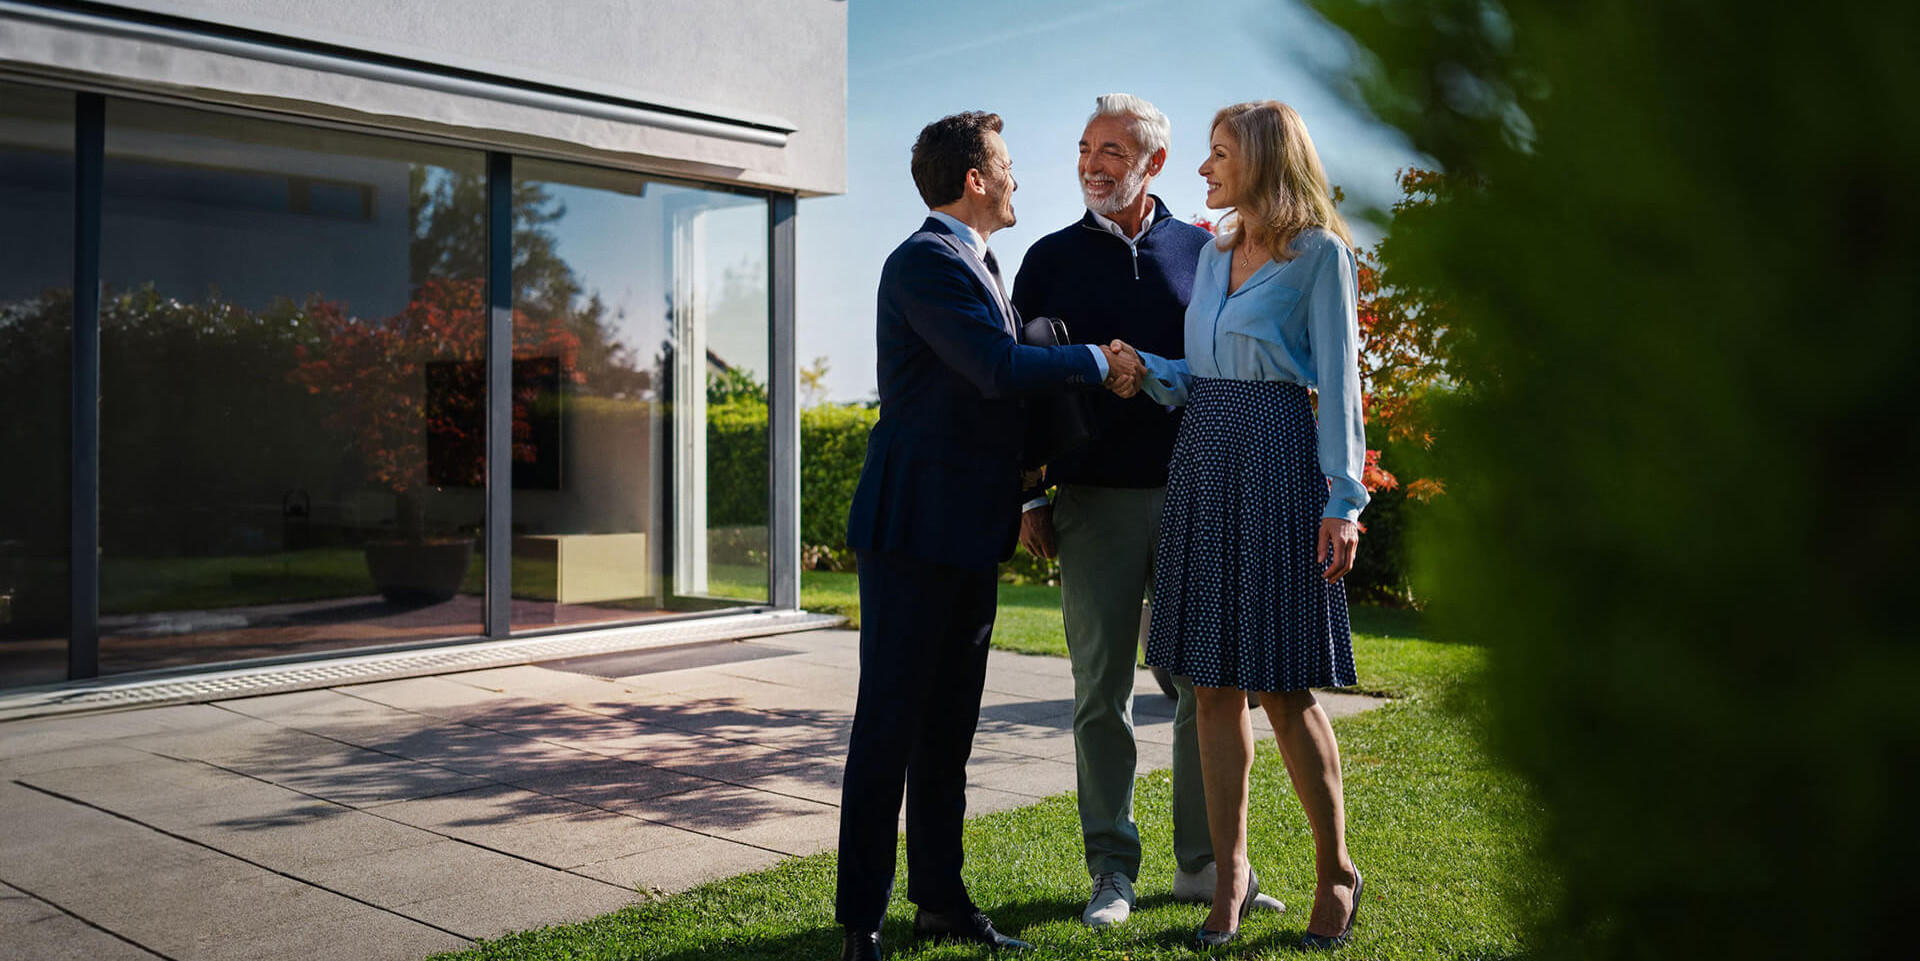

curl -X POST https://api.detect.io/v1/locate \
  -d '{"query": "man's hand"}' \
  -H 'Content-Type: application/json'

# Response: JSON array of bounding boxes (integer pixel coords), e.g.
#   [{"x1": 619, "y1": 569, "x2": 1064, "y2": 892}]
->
[
  {"x1": 1020, "y1": 504, "x2": 1057, "y2": 559},
  {"x1": 1102, "y1": 340, "x2": 1145, "y2": 398},
  {"x1": 1316, "y1": 517, "x2": 1360, "y2": 583}
]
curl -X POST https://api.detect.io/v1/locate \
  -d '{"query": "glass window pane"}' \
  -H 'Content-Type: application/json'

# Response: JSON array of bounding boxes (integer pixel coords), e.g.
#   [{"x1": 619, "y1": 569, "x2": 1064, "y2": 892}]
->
[
  {"x1": 98, "y1": 99, "x2": 488, "y2": 675},
  {"x1": 691, "y1": 194, "x2": 771, "y2": 607},
  {"x1": 507, "y1": 161, "x2": 769, "y2": 630},
  {"x1": 0, "y1": 83, "x2": 73, "y2": 688}
]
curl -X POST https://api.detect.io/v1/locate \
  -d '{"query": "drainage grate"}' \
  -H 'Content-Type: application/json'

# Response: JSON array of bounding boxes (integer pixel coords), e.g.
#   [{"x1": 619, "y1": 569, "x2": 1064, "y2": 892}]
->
[
  {"x1": 0, "y1": 611, "x2": 844, "y2": 721},
  {"x1": 541, "y1": 640, "x2": 798, "y2": 679}
]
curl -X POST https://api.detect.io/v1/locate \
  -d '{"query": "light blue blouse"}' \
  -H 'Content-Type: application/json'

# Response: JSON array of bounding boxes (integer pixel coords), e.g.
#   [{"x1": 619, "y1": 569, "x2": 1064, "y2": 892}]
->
[{"x1": 1138, "y1": 227, "x2": 1370, "y2": 522}]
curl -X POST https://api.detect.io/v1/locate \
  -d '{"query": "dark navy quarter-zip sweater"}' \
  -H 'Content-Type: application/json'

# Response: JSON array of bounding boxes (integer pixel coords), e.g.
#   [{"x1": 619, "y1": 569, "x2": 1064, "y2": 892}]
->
[{"x1": 1011, "y1": 195, "x2": 1212, "y2": 489}]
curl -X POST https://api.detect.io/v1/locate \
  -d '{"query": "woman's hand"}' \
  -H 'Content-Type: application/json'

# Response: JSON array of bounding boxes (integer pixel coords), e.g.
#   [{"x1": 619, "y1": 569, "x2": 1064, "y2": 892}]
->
[{"x1": 1317, "y1": 518, "x2": 1359, "y2": 583}]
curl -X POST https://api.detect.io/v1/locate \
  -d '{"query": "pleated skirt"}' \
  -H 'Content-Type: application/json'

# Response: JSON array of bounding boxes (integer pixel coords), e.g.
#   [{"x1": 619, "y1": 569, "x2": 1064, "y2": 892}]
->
[{"x1": 1145, "y1": 377, "x2": 1357, "y2": 692}]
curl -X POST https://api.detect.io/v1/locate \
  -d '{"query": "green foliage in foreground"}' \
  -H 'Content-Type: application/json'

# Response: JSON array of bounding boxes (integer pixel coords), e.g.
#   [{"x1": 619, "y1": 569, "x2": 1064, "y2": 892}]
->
[
  {"x1": 431, "y1": 615, "x2": 1546, "y2": 960},
  {"x1": 1311, "y1": 1, "x2": 1920, "y2": 956}
]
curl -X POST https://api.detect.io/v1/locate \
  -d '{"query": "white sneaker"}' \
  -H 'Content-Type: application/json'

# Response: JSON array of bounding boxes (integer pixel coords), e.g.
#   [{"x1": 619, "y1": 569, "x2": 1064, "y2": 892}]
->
[
  {"x1": 1082, "y1": 871, "x2": 1135, "y2": 928},
  {"x1": 1172, "y1": 862, "x2": 1286, "y2": 913}
]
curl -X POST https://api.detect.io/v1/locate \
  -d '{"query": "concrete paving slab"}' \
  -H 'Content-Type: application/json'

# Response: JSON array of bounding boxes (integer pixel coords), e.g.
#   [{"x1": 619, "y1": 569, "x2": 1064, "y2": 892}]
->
[
  {"x1": 437, "y1": 665, "x2": 659, "y2": 708},
  {"x1": 972, "y1": 722, "x2": 1081, "y2": 760},
  {"x1": 0, "y1": 882, "x2": 164, "y2": 960},
  {"x1": 967, "y1": 757, "x2": 1080, "y2": 798},
  {"x1": 725, "y1": 809, "x2": 843, "y2": 856},
  {"x1": 397, "y1": 868, "x2": 639, "y2": 940},
  {"x1": 208, "y1": 746, "x2": 495, "y2": 808},
  {"x1": 150, "y1": 797, "x2": 448, "y2": 872},
  {"x1": 18, "y1": 753, "x2": 300, "y2": 818},
  {"x1": 429, "y1": 807, "x2": 693, "y2": 869},
  {"x1": 575, "y1": 832, "x2": 788, "y2": 895},
  {"x1": 0, "y1": 742, "x2": 158, "y2": 779},
  {"x1": 964, "y1": 786, "x2": 1053, "y2": 816},
  {"x1": 613, "y1": 782, "x2": 838, "y2": 840},
  {"x1": 359, "y1": 723, "x2": 614, "y2": 783},
  {"x1": 641, "y1": 740, "x2": 823, "y2": 785},
  {"x1": 0, "y1": 783, "x2": 435, "y2": 960},
  {"x1": 207, "y1": 907, "x2": 466, "y2": 961},
  {"x1": 733, "y1": 762, "x2": 845, "y2": 806},
  {"x1": 709, "y1": 657, "x2": 865, "y2": 693},
  {"x1": 338, "y1": 674, "x2": 552, "y2": 721},
  {"x1": 506, "y1": 756, "x2": 714, "y2": 807},
  {"x1": 373, "y1": 782, "x2": 588, "y2": 831},
  {"x1": 295, "y1": 837, "x2": 583, "y2": 907}
]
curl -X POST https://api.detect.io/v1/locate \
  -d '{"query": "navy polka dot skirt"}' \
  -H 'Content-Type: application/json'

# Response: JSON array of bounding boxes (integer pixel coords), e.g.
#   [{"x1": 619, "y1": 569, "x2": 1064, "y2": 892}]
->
[{"x1": 1145, "y1": 378, "x2": 1357, "y2": 692}]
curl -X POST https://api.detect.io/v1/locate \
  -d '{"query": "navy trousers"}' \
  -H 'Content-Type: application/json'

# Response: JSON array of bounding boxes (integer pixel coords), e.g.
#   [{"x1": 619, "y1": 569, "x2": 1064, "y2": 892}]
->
[{"x1": 834, "y1": 549, "x2": 996, "y2": 930}]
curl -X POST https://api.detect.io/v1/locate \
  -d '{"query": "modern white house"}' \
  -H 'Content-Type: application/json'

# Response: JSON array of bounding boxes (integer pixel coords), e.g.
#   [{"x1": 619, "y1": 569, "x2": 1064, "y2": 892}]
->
[{"x1": 0, "y1": 0, "x2": 847, "y2": 698}]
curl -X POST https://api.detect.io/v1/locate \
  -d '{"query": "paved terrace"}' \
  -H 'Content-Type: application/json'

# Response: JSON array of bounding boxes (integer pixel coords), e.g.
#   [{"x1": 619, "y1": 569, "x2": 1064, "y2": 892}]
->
[{"x1": 0, "y1": 630, "x2": 1382, "y2": 960}]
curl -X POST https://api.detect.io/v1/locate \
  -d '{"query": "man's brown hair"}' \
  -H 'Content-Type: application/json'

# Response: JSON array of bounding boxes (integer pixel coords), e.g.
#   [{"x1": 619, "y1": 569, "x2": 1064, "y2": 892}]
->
[{"x1": 910, "y1": 111, "x2": 1004, "y2": 208}]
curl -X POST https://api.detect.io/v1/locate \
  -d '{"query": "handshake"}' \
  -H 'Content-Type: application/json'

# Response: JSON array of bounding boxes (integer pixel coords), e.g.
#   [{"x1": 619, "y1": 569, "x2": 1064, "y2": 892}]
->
[{"x1": 1097, "y1": 340, "x2": 1146, "y2": 398}]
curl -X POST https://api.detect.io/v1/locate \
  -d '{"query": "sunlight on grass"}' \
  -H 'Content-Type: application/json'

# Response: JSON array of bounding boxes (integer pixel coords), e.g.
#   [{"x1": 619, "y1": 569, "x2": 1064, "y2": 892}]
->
[{"x1": 430, "y1": 594, "x2": 1547, "y2": 961}]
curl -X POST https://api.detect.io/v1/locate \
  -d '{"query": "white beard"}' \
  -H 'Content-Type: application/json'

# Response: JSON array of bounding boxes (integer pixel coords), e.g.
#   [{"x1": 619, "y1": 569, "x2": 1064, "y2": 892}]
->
[{"x1": 1082, "y1": 159, "x2": 1150, "y2": 216}]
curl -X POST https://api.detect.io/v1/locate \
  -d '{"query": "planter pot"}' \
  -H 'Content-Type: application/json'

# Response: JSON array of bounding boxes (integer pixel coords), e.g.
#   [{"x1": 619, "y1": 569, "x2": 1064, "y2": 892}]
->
[{"x1": 363, "y1": 539, "x2": 474, "y2": 605}]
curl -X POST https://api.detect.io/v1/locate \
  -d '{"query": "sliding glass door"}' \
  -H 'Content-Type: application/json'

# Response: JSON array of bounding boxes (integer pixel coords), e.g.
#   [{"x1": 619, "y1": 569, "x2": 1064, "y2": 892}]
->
[
  {"x1": 506, "y1": 160, "x2": 770, "y2": 632},
  {"x1": 0, "y1": 81, "x2": 781, "y2": 687},
  {"x1": 0, "y1": 82, "x2": 74, "y2": 688}
]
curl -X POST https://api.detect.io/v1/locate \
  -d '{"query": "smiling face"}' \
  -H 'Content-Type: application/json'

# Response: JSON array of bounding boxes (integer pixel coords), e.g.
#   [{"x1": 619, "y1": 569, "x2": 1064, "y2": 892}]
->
[
  {"x1": 1078, "y1": 114, "x2": 1152, "y2": 215},
  {"x1": 978, "y1": 130, "x2": 1018, "y2": 231},
  {"x1": 1198, "y1": 123, "x2": 1247, "y2": 211}
]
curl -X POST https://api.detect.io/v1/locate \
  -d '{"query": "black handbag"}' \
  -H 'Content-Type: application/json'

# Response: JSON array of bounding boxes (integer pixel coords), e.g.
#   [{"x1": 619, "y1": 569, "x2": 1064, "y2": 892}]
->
[{"x1": 1020, "y1": 315, "x2": 1097, "y2": 471}]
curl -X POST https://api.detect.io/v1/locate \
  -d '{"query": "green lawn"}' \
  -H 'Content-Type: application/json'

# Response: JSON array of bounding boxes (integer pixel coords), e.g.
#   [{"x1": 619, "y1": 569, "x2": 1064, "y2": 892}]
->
[{"x1": 431, "y1": 579, "x2": 1547, "y2": 960}]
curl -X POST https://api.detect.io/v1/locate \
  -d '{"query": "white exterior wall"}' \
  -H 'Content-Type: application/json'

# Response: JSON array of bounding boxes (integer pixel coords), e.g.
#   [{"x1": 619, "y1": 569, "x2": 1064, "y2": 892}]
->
[{"x1": 0, "y1": 0, "x2": 848, "y2": 196}]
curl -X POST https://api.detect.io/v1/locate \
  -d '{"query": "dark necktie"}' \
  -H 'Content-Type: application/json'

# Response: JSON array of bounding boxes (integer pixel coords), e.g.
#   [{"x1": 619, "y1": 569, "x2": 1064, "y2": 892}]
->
[{"x1": 982, "y1": 248, "x2": 1014, "y2": 333}]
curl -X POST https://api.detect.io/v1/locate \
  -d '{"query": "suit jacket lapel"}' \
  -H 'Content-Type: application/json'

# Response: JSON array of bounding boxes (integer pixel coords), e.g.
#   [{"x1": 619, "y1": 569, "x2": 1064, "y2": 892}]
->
[{"x1": 926, "y1": 219, "x2": 1016, "y2": 335}]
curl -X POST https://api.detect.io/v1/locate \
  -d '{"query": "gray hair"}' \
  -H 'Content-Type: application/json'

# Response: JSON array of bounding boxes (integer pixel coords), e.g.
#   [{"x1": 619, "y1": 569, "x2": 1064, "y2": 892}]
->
[{"x1": 1090, "y1": 93, "x2": 1172, "y2": 158}]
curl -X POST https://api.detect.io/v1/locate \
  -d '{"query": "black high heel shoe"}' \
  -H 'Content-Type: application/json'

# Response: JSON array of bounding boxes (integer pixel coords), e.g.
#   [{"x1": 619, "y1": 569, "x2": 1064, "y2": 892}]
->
[
  {"x1": 1194, "y1": 867, "x2": 1261, "y2": 948},
  {"x1": 1297, "y1": 871, "x2": 1363, "y2": 950}
]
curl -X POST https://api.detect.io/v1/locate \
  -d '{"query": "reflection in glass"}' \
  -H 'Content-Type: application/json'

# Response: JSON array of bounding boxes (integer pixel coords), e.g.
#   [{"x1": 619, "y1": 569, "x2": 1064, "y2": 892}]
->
[
  {"x1": 0, "y1": 83, "x2": 74, "y2": 688},
  {"x1": 686, "y1": 194, "x2": 771, "y2": 606},
  {"x1": 97, "y1": 100, "x2": 488, "y2": 674},
  {"x1": 507, "y1": 162, "x2": 769, "y2": 630}
]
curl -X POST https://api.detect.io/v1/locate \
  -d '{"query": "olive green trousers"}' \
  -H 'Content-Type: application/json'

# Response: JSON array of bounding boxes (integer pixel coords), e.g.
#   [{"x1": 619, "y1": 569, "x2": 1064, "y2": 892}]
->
[{"x1": 1053, "y1": 484, "x2": 1211, "y2": 880}]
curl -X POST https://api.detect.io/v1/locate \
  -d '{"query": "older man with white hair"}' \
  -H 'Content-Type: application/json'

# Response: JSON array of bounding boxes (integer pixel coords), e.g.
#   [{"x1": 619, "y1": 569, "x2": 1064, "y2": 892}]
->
[{"x1": 1012, "y1": 93, "x2": 1285, "y2": 928}]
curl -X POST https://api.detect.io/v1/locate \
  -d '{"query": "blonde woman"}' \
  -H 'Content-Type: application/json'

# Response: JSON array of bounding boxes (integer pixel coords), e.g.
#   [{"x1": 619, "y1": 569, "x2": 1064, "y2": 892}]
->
[{"x1": 1110, "y1": 101, "x2": 1367, "y2": 949}]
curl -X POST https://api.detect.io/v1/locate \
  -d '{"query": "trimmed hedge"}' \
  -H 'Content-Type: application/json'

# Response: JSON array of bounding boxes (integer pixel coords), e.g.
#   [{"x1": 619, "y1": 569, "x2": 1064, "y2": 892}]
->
[
  {"x1": 707, "y1": 401, "x2": 878, "y2": 552},
  {"x1": 799, "y1": 403, "x2": 879, "y2": 549},
  {"x1": 706, "y1": 401, "x2": 770, "y2": 528}
]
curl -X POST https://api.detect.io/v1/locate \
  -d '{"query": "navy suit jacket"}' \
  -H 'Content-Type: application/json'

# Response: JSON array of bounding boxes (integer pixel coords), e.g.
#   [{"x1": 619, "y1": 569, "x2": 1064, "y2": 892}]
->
[{"x1": 846, "y1": 217, "x2": 1103, "y2": 570}]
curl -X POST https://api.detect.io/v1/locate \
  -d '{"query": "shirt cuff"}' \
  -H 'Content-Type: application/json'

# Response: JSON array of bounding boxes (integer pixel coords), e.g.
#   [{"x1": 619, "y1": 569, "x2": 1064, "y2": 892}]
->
[
  {"x1": 1022, "y1": 497, "x2": 1051, "y2": 513},
  {"x1": 1085, "y1": 344, "x2": 1108, "y2": 381},
  {"x1": 1321, "y1": 505, "x2": 1363, "y2": 523}
]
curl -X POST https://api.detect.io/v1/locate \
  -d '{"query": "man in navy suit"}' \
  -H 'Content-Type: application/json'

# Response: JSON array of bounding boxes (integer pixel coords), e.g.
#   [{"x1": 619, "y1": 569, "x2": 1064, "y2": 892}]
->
[{"x1": 835, "y1": 111, "x2": 1144, "y2": 961}]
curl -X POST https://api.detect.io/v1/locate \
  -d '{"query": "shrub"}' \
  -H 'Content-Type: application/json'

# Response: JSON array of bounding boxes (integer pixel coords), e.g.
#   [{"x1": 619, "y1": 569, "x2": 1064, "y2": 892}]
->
[
  {"x1": 706, "y1": 400, "x2": 770, "y2": 528},
  {"x1": 799, "y1": 403, "x2": 878, "y2": 551},
  {"x1": 708, "y1": 399, "x2": 880, "y2": 562},
  {"x1": 1313, "y1": 0, "x2": 1920, "y2": 956}
]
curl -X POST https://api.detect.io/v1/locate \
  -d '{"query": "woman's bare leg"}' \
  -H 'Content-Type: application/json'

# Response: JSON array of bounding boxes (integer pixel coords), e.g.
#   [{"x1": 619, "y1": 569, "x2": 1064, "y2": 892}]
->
[
  {"x1": 1260, "y1": 689, "x2": 1360, "y2": 934},
  {"x1": 1195, "y1": 684, "x2": 1256, "y2": 932}
]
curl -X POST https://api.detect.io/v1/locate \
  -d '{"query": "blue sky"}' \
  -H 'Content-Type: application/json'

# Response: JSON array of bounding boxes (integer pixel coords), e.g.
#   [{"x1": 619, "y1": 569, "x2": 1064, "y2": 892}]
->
[{"x1": 794, "y1": 0, "x2": 1426, "y2": 402}]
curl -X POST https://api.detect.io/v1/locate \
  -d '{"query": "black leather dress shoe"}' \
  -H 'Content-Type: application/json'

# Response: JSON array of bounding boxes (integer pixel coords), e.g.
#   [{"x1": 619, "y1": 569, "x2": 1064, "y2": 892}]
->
[
  {"x1": 840, "y1": 928, "x2": 881, "y2": 961},
  {"x1": 912, "y1": 907, "x2": 1033, "y2": 952}
]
